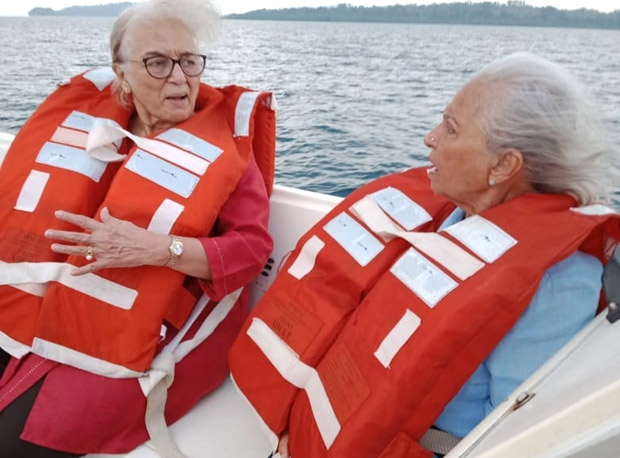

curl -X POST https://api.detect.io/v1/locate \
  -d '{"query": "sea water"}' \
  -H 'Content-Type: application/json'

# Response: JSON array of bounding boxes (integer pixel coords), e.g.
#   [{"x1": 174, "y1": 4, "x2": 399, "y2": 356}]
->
[{"x1": 1, "y1": 17, "x2": 618, "y2": 204}]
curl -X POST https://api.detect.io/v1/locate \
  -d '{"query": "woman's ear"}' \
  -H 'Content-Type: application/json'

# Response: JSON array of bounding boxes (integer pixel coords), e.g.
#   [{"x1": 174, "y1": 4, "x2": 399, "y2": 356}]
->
[
  {"x1": 112, "y1": 62, "x2": 125, "y2": 82},
  {"x1": 490, "y1": 148, "x2": 525, "y2": 185}
]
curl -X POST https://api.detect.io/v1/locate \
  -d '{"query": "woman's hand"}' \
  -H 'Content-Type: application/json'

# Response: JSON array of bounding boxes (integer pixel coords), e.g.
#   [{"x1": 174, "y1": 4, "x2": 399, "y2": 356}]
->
[
  {"x1": 45, "y1": 207, "x2": 168, "y2": 276},
  {"x1": 277, "y1": 432, "x2": 290, "y2": 458}
]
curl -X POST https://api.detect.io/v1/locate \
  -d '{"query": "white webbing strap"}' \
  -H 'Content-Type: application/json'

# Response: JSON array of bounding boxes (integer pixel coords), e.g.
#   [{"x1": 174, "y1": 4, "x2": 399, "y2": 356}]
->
[
  {"x1": 247, "y1": 318, "x2": 341, "y2": 448},
  {"x1": 0, "y1": 261, "x2": 137, "y2": 310},
  {"x1": 147, "y1": 199, "x2": 185, "y2": 235},
  {"x1": 85, "y1": 120, "x2": 210, "y2": 175},
  {"x1": 374, "y1": 309, "x2": 421, "y2": 368},
  {"x1": 140, "y1": 288, "x2": 242, "y2": 458},
  {"x1": 32, "y1": 337, "x2": 143, "y2": 378},
  {"x1": 14, "y1": 170, "x2": 50, "y2": 213},
  {"x1": 351, "y1": 197, "x2": 484, "y2": 280},
  {"x1": 287, "y1": 235, "x2": 325, "y2": 280},
  {"x1": 0, "y1": 330, "x2": 31, "y2": 358},
  {"x1": 235, "y1": 92, "x2": 261, "y2": 137},
  {"x1": 82, "y1": 67, "x2": 117, "y2": 91}
]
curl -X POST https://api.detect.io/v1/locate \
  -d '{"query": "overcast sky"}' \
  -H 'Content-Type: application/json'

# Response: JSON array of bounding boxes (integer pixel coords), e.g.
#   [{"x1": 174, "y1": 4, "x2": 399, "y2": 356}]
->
[{"x1": 0, "y1": 0, "x2": 617, "y2": 16}]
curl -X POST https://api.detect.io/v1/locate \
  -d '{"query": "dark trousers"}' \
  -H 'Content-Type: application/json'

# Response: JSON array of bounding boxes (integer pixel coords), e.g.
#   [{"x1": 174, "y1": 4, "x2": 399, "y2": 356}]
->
[{"x1": 0, "y1": 362, "x2": 82, "y2": 458}]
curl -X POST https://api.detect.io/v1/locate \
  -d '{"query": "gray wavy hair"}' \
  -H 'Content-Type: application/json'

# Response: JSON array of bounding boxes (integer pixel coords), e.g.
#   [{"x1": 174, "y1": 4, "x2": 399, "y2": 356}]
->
[
  {"x1": 472, "y1": 52, "x2": 616, "y2": 205},
  {"x1": 109, "y1": 0, "x2": 220, "y2": 107}
]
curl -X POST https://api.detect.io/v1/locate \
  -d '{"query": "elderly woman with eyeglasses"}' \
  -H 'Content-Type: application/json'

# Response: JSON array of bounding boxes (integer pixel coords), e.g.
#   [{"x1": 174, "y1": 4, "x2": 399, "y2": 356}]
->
[{"x1": 0, "y1": 0, "x2": 275, "y2": 456}]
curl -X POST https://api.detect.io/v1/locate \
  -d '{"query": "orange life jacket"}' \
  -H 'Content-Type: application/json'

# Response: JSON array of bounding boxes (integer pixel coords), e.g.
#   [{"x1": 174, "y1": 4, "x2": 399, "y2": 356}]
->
[
  {"x1": 0, "y1": 68, "x2": 277, "y2": 377},
  {"x1": 229, "y1": 168, "x2": 620, "y2": 457},
  {"x1": 0, "y1": 68, "x2": 129, "y2": 357}
]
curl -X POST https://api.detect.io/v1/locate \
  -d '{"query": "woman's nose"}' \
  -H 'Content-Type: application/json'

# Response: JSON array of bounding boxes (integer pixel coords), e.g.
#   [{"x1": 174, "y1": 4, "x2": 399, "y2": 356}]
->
[
  {"x1": 424, "y1": 131, "x2": 436, "y2": 148},
  {"x1": 167, "y1": 62, "x2": 186, "y2": 82}
]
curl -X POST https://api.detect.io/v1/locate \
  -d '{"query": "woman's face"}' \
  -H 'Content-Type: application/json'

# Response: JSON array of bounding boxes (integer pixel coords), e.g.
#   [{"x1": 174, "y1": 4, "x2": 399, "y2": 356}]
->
[
  {"x1": 116, "y1": 19, "x2": 201, "y2": 134},
  {"x1": 424, "y1": 80, "x2": 496, "y2": 213}
]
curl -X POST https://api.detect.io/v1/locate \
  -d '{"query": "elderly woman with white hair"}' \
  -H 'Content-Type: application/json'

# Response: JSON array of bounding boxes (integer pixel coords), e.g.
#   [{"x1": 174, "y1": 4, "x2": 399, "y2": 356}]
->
[
  {"x1": 0, "y1": 0, "x2": 275, "y2": 456},
  {"x1": 229, "y1": 53, "x2": 620, "y2": 458}
]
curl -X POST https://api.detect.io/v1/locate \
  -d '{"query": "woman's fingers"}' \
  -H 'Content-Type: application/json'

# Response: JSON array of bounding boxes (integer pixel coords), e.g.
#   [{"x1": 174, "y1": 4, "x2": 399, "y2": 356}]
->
[
  {"x1": 53, "y1": 210, "x2": 99, "y2": 231},
  {"x1": 69, "y1": 260, "x2": 103, "y2": 276},
  {"x1": 45, "y1": 229, "x2": 92, "y2": 244},
  {"x1": 46, "y1": 208, "x2": 157, "y2": 275},
  {"x1": 99, "y1": 207, "x2": 117, "y2": 223},
  {"x1": 49, "y1": 243, "x2": 90, "y2": 256}
]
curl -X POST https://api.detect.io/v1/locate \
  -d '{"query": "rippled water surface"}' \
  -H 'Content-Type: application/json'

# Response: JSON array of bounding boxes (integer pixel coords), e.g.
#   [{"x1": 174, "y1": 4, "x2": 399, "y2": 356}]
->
[{"x1": 1, "y1": 17, "x2": 619, "y2": 203}]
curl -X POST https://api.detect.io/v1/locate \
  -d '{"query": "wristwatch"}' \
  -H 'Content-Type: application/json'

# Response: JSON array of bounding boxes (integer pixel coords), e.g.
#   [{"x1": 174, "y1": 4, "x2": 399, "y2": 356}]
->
[{"x1": 165, "y1": 235, "x2": 184, "y2": 268}]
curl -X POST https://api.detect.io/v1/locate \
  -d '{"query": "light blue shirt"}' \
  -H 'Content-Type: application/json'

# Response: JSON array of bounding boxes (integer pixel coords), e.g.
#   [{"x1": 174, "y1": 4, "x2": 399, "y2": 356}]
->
[{"x1": 433, "y1": 208, "x2": 602, "y2": 439}]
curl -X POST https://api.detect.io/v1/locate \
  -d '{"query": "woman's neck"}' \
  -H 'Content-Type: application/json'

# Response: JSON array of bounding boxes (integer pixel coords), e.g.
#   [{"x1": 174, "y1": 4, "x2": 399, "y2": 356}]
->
[{"x1": 130, "y1": 113, "x2": 173, "y2": 137}]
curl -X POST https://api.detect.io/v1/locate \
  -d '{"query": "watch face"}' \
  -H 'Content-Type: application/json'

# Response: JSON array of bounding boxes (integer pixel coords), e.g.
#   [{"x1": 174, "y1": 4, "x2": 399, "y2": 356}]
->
[{"x1": 171, "y1": 242, "x2": 184, "y2": 256}]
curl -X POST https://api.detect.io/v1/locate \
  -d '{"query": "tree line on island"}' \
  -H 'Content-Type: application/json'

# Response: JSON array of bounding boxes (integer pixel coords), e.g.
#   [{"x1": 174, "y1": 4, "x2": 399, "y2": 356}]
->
[{"x1": 29, "y1": 1, "x2": 620, "y2": 29}]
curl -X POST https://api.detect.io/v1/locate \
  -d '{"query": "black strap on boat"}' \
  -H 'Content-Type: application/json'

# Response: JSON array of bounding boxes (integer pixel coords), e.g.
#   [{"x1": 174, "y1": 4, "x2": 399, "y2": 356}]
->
[
  {"x1": 604, "y1": 245, "x2": 620, "y2": 324},
  {"x1": 419, "y1": 427, "x2": 462, "y2": 456}
]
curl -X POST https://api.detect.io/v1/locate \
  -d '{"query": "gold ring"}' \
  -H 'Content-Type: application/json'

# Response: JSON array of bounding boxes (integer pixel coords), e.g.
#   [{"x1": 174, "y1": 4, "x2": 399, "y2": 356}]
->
[{"x1": 85, "y1": 246, "x2": 94, "y2": 261}]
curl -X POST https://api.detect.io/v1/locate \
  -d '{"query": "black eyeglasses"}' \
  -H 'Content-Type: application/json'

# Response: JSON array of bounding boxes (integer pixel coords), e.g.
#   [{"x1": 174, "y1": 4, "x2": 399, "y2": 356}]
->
[{"x1": 137, "y1": 54, "x2": 207, "y2": 79}]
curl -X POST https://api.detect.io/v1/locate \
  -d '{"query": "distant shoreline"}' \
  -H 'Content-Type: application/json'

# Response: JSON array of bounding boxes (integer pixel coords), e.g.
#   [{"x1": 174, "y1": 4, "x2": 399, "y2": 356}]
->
[{"x1": 27, "y1": 2, "x2": 620, "y2": 30}]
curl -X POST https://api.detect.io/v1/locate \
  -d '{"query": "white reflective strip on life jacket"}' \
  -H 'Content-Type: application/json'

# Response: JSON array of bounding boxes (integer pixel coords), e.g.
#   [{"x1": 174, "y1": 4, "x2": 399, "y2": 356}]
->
[
  {"x1": 61, "y1": 111, "x2": 100, "y2": 132},
  {"x1": 390, "y1": 248, "x2": 458, "y2": 308},
  {"x1": 147, "y1": 199, "x2": 185, "y2": 234},
  {"x1": 82, "y1": 67, "x2": 117, "y2": 91},
  {"x1": 61, "y1": 112, "x2": 123, "y2": 149},
  {"x1": 86, "y1": 120, "x2": 210, "y2": 176},
  {"x1": 371, "y1": 187, "x2": 432, "y2": 231},
  {"x1": 140, "y1": 289, "x2": 242, "y2": 458},
  {"x1": 324, "y1": 212, "x2": 385, "y2": 267},
  {"x1": 14, "y1": 170, "x2": 49, "y2": 212},
  {"x1": 444, "y1": 215, "x2": 517, "y2": 264},
  {"x1": 156, "y1": 128, "x2": 223, "y2": 163},
  {"x1": 571, "y1": 204, "x2": 619, "y2": 216},
  {"x1": 0, "y1": 261, "x2": 137, "y2": 310},
  {"x1": 374, "y1": 309, "x2": 421, "y2": 368},
  {"x1": 31, "y1": 337, "x2": 143, "y2": 378},
  {"x1": 288, "y1": 235, "x2": 325, "y2": 279},
  {"x1": 36, "y1": 142, "x2": 107, "y2": 182},
  {"x1": 51, "y1": 126, "x2": 89, "y2": 149},
  {"x1": 235, "y1": 91, "x2": 261, "y2": 137},
  {"x1": 247, "y1": 318, "x2": 341, "y2": 448},
  {"x1": 351, "y1": 197, "x2": 484, "y2": 281},
  {"x1": 125, "y1": 150, "x2": 200, "y2": 198},
  {"x1": 0, "y1": 330, "x2": 31, "y2": 358}
]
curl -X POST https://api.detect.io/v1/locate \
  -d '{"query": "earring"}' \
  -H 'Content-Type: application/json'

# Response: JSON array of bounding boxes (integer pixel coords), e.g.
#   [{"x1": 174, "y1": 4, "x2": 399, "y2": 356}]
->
[
  {"x1": 122, "y1": 83, "x2": 130, "y2": 94},
  {"x1": 488, "y1": 177, "x2": 496, "y2": 187}
]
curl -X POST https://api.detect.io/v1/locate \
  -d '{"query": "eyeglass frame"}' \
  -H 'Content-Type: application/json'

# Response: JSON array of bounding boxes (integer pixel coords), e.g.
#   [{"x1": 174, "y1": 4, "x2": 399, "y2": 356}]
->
[{"x1": 127, "y1": 53, "x2": 207, "y2": 79}]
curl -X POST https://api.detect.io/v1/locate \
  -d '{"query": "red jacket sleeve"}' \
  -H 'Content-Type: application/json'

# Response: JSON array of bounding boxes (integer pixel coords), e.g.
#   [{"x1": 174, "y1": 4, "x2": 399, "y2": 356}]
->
[{"x1": 198, "y1": 156, "x2": 273, "y2": 301}]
